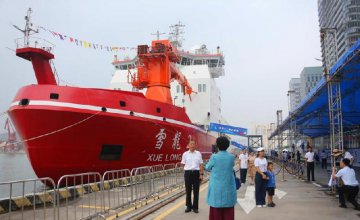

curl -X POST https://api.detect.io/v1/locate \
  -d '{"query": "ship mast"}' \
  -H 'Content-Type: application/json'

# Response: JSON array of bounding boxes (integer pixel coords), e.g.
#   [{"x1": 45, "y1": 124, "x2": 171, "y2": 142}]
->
[
  {"x1": 169, "y1": 21, "x2": 185, "y2": 48},
  {"x1": 13, "y1": 8, "x2": 38, "y2": 47},
  {"x1": 151, "y1": 30, "x2": 166, "y2": 40}
]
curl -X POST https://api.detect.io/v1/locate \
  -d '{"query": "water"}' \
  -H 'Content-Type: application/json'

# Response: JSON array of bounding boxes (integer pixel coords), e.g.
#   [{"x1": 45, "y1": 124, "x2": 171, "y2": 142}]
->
[{"x1": 0, "y1": 153, "x2": 38, "y2": 198}]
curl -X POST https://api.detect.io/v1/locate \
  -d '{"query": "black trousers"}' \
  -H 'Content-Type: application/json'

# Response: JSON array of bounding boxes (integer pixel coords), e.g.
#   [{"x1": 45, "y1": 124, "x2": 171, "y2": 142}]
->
[
  {"x1": 307, "y1": 162, "x2": 315, "y2": 181},
  {"x1": 338, "y1": 185, "x2": 359, "y2": 208},
  {"x1": 240, "y1": 168, "x2": 248, "y2": 184},
  {"x1": 184, "y1": 170, "x2": 200, "y2": 209},
  {"x1": 255, "y1": 173, "x2": 267, "y2": 205},
  {"x1": 321, "y1": 159, "x2": 327, "y2": 169}
]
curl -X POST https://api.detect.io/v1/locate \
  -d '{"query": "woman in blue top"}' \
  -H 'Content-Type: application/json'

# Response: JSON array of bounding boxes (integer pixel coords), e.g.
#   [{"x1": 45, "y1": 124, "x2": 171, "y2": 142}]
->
[{"x1": 205, "y1": 136, "x2": 237, "y2": 220}]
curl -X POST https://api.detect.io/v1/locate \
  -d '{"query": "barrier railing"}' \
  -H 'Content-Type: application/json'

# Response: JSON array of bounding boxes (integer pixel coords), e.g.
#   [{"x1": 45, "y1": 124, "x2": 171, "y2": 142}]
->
[
  {"x1": 175, "y1": 162, "x2": 184, "y2": 186},
  {"x1": 102, "y1": 169, "x2": 132, "y2": 212},
  {"x1": 163, "y1": 164, "x2": 177, "y2": 191},
  {"x1": 0, "y1": 177, "x2": 56, "y2": 220},
  {"x1": 56, "y1": 172, "x2": 103, "y2": 220},
  {"x1": 130, "y1": 166, "x2": 153, "y2": 206},
  {"x1": 150, "y1": 164, "x2": 165, "y2": 198},
  {"x1": 0, "y1": 163, "x2": 192, "y2": 219}
]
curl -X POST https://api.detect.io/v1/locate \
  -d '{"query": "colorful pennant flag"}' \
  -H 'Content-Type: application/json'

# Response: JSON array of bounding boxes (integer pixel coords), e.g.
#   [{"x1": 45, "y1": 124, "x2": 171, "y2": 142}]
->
[{"x1": 38, "y1": 25, "x2": 136, "y2": 52}]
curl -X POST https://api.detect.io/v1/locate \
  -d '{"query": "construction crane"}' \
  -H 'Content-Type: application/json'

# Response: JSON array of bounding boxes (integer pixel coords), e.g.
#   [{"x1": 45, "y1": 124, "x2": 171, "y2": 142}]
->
[{"x1": 129, "y1": 39, "x2": 194, "y2": 105}]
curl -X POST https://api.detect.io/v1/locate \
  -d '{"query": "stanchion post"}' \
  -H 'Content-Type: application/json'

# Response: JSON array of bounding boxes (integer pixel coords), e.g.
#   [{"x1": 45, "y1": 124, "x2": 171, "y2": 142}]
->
[{"x1": 280, "y1": 161, "x2": 286, "y2": 182}]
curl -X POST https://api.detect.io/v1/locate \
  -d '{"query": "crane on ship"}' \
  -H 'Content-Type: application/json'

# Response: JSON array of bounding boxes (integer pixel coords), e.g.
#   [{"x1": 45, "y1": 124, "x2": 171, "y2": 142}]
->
[{"x1": 129, "y1": 39, "x2": 194, "y2": 105}]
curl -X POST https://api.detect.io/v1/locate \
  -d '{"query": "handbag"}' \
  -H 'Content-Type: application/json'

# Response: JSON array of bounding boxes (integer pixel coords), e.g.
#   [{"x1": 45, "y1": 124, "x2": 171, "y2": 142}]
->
[{"x1": 234, "y1": 170, "x2": 241, "y2": 190}]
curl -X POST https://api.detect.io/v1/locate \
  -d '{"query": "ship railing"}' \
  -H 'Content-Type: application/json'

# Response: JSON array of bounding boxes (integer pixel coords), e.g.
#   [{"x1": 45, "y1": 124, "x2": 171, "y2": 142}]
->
[
  {"x1": 0, "y1": 177, "x2": 56, "y2": 220},
  {"x1": 56, "y1": 172, "x2": 103, "y2": 220},
  {"x1": 101, "y1": 169, "x2": 132, "y2": 212},
  {"x1": 130, "y1": 166, "x2": 153, "y2": 206},
  {"x1": 15, "y1": 37, "x2": 55, "y2": 53}
]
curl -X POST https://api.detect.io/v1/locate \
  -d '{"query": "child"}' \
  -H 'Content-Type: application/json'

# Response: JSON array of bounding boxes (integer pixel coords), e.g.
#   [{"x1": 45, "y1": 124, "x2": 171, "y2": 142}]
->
[{"x1": 266, "y1": 162, "x2": 276, "y2": 207}]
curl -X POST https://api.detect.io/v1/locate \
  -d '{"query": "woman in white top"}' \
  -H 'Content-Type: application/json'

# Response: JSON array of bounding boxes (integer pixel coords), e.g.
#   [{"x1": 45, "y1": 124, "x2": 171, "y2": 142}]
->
[
  {"x1": 254, "y1": 147, "x2": 269, "y2": 207},
  {"x1": 332, "y1": 158, "x2": 360, "y2": 210}
]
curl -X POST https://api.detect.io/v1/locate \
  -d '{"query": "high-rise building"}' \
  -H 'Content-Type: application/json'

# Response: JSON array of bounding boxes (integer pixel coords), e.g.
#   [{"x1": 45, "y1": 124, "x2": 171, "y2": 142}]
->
[
  {"x1": 289, "y1": 78, "x2": 301, "y2": 111},
  {"x1": 300, "y1": 66, "x2": 323, "y2": 99},
  {"x1": 318, "y1": 0, "x2": 360, "y2": 67}
]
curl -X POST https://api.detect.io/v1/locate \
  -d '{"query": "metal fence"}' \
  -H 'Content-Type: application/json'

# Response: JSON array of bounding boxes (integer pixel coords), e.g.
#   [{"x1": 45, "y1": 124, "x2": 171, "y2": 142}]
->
[
  {"x1": 150, "y1": 165, "x2": 165, "y2": 198},
  {"x1": 0, "y1": 163, "x2": 188, "y2": 220},
  {"x1": 130, "y1": 166, "x2": 153, "y2": 206},
  {"x1": 0, "y1": 177, "x2": 56, "y2": 220},
  {"x1": 56, "y1": 172, "x2": 103, "y2": 220},
  {"x1": 102, "y1": 169, "x2": 132, "y2": 212},
  {"x1": 163, "y1": 164, "x2": 177, "y2": 191}
]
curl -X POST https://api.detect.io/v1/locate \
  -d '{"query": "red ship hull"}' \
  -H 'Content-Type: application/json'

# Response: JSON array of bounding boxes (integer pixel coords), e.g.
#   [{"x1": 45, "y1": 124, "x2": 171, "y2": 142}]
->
[{"x1": 8, "y1": 85, "x2": 216, "y2": 183}]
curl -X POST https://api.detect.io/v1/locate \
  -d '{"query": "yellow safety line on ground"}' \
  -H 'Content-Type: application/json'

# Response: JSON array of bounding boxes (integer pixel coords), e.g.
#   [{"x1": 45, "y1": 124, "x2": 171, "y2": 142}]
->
[
  {"x1": 153, "y1": 184, "x2": 209, "y2": 220},
  {"x1": 79, "y1": 205, "x2": 110, "y2": 210},
  {"x1": 106, "y1": 187, "x2": 183, "y2": 220}
]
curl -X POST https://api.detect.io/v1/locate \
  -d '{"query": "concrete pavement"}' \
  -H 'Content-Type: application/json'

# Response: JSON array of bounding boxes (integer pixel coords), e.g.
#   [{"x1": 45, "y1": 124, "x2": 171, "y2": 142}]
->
[{"x1": 142, "y1": 165, "x2": 360, "y2": 220}]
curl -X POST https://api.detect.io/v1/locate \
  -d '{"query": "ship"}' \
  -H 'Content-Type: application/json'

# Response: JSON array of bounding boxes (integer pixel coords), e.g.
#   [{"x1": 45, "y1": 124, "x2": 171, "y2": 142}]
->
[{"x1": 8, "y1": 10, "x2": 226, "y2": 183}]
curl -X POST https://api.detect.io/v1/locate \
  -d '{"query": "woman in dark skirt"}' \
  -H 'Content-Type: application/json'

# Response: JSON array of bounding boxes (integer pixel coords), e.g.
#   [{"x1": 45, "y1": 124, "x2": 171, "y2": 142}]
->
[{"x1": 254, "y1": 147, "x2": 268, "y2": 207}]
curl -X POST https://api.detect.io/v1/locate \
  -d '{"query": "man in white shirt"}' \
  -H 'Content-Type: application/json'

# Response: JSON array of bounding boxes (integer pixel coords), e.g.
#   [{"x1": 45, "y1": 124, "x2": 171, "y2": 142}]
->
[
  {"x1": 332, "y1": 158, "x2": 360, "y2": 210},
  {"x1": 181, "y1": 140, "x2": 203, "y2": 213},
  {"x1": 304, "y1": 147, "x2": 315, "y2": 182},
  {"x1": 239, "y1": 148, "x2": 248, "y2": 184}
]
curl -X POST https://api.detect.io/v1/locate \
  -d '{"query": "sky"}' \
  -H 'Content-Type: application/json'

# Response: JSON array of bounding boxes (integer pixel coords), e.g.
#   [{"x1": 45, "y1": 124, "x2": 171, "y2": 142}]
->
[{"x1": 0, "y1": 0, "x2": 322, "y2": 134}]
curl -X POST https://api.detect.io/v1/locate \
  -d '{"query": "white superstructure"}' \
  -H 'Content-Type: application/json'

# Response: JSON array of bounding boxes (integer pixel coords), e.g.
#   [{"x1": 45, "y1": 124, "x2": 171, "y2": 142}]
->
[{"x1": 110, "y1": 44, "x2": 226, "y2": 129}]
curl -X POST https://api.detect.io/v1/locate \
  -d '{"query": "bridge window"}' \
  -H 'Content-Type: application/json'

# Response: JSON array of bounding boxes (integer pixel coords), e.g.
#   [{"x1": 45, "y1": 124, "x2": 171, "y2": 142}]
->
[{"x1": 198, "y1": 84, "x2": 202, "y2": 92}]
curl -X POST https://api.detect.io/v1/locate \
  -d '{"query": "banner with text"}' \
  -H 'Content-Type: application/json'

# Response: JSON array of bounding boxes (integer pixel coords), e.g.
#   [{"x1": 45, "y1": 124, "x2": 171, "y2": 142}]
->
[{"x1": 209, "y1": 123, "x2": 247, "y2": 136}]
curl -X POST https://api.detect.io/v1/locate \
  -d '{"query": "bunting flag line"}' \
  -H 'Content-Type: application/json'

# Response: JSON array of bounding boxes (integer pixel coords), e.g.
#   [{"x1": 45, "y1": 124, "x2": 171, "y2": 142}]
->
[{"x1": 38, "y1": 26, "x2": 137, "y2": 52}]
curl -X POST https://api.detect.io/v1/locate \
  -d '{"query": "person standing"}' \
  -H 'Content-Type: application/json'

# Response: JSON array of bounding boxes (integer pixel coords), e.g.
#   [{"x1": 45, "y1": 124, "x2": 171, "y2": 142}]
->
[
  {"x1": 332, "y1": 158, "x2": 360, "y2": 210},
  {"x1": 248, "y1": 151, "x2": 256, "y2": 185},
  {"x1": 255, "y1": 147, "x2": 269, "y2": 207},
  {"x1": 239, "y1": 148, "x2": 248, "y2": 184},
  {"x1": 181, "y1": 140, "x2": 204, "y2": 213},
  {"x1": 265, "y1": 162, "x2": 276, "y2": 207},
  {"x1": 305, "y1": 146, "x2": 315, "y2": 182},
  {"x1": 206, "y1": 136, "x2": 237, "y2": 220},
  {"x1": 320, "y1": 150, "x2": 328, "y2": 169}
]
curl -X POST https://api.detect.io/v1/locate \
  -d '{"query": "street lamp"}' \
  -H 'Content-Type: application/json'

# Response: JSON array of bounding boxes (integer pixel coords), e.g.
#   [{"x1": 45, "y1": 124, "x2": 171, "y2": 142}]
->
[
  {"x1": 287, "y1": 90, "x2": 296, "y2": 150},
  {"x1": 287, "y1": 90, "x2": 295, "y2": 114},
  {"x1": 320, "y1": 27, "x2": 338, "y2": 79}
]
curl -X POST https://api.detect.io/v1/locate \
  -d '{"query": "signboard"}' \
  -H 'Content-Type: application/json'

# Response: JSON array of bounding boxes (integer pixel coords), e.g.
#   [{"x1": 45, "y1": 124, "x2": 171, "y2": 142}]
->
[
  {"x1": 231, "y1": 141, "x2": 247, "y2": 149},
  {"x1": 209, "y1": 123, "x2": 248, "y2": 136}
]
